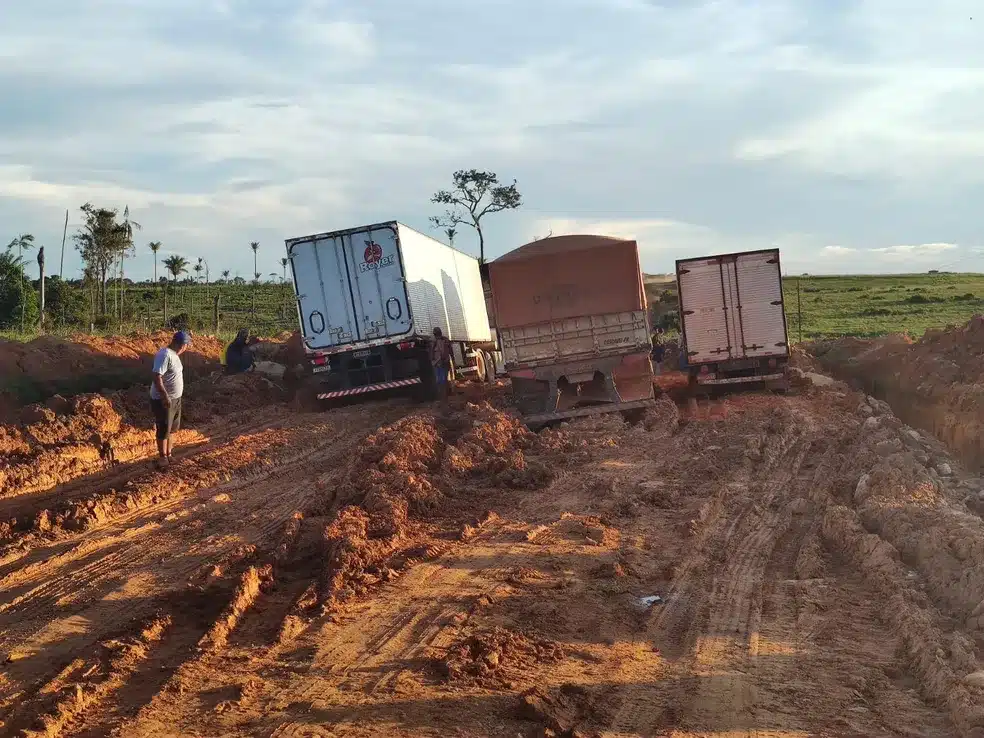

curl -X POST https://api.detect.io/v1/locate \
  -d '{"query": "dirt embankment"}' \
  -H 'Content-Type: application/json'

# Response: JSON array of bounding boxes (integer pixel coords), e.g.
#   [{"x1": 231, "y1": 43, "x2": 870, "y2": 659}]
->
[
  {"x1": 0, "y1": 371, "x2": 288, "y2": 540},
  {"x1": 804, "y1": 391, "x2": 984, "y2": 736},
  {"x1": 0, "y1": 332, "x2": 226, "y2": 416},
  {"x1": 809, "y1": 315, "x2": 984, "y2": 470}
]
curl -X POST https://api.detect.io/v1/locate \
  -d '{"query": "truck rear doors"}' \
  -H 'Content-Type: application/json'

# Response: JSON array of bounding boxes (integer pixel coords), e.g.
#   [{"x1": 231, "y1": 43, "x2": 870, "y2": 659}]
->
[
  {"x1": 677, "y1": 250, "x2": 788, "y2": 364},
  {"x1": 288, "y1": 224, "x2": 412, "y2": 352}
]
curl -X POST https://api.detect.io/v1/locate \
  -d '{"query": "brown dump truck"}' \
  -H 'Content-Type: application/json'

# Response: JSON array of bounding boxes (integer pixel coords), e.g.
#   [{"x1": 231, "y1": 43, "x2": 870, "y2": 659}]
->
[{"x1": 487, "y1": 235, "x2": 656, "y2": 427}]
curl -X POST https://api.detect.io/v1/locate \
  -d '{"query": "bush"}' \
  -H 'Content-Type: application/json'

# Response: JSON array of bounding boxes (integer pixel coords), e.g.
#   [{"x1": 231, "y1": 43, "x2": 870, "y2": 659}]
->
[
  {"x1": 167, "y1": 312, "x2": 190, "y2": 330},
  {"x1": 0, "y1": 250, "x2": 40, "y2": 329},
  {"x1": 903, "y1": 294, "x2": 943, "y2": 305},
  {"x1": 41, "y1": 276, "x2": 89, "y2": 327}
]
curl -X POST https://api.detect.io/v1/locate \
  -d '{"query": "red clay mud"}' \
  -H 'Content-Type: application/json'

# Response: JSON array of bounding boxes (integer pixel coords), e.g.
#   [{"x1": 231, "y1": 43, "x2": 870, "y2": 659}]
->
[
  {"x1": 6, "y1": 359, "x2": 984, "y2": 737},
  {"x1": 811, "y1": 315, "x2": 984, "y2": 469}
]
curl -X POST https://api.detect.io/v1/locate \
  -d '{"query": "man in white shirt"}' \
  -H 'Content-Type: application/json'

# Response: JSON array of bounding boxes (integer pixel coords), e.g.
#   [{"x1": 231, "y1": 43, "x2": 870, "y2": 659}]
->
[{"x1": 150, "y1": 330, "x2": 192, "y2": 469}]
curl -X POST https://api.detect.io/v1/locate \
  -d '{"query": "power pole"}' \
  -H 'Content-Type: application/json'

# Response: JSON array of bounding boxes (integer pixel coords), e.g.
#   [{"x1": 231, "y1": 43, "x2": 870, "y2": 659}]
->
[
  {"x1": 58, "y1": 209, "x2": 68, "y2": 278},
  {"x1": 38, "y1": 246, "x2": 45, "y2": 329}
]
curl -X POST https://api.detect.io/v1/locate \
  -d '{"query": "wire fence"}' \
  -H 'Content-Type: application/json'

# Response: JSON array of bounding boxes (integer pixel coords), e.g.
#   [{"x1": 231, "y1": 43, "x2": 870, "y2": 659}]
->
[{"x1": 14, "y1": 281, "x2": 299, "y2": 338}]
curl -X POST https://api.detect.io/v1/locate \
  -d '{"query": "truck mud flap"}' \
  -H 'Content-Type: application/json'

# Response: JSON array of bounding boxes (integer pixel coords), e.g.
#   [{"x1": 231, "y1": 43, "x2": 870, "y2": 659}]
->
[
  {"x1": 317, "y1": 377, "x2": 421, "y2": 400},
  {"x1": 521, "y1": 397, "x2": 656, "y2": 426}
]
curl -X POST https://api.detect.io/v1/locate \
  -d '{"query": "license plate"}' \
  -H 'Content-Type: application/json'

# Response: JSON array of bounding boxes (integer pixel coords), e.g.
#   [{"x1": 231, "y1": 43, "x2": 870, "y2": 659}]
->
[
  {"x1": 352, "y1": 350, "x2": 371, "y2": 359},
  {"x1": 312, "y1": 365, "x2": 330, "y2": 374}
]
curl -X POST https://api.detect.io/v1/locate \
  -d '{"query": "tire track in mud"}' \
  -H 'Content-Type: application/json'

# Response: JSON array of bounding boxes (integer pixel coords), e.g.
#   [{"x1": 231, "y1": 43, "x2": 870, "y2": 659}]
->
[
  {"x1": 120, "y1": 518, "x2": 534, "y2": 737},
  {"x1": 603, "y1": 413, "x2": 818, "y2": 737},
  {"x1": 0, "y1": 404, "x2": 408, "y2": 735}
]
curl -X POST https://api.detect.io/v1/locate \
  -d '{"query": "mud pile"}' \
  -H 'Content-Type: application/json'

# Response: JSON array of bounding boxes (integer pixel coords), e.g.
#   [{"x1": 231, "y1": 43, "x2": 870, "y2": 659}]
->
[
  {"x1": 810, "y1": 316, "x2": 984, "y2": 469},
  {"x1": 314, "y1": 403, "x2": 558, "y2": 610},
  {"x1": 0, "y1": 331, "x2": 226, "y2": 417},
  {"x1": 0, "y1": 394, "x2": 144, "y2": 498},
  {"x1": 439, "y1": 627, "x2": 565, "y2": 688},
  {"x1": 1, "y1": 371, "x2": 287, "y2": 503}
]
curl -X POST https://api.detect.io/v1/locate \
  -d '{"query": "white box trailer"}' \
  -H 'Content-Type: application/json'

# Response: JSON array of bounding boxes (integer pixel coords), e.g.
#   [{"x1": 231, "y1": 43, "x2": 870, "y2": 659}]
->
[
  {"x1": 675, "y1": 248, "x2": 790, "y2": 388},
  {"x1": 286, "y1": 221, "x2": 498, "y2": 400}
]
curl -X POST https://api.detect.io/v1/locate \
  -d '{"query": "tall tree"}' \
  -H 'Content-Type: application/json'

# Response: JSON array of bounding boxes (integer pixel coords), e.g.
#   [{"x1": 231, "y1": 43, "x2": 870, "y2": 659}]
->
[
  {"x1": 6, "y1": 233, "x2": 35, "y2": 259},
  {"x1": 73, "y1": 204, "x2": 128, "y2": 315},
  {"x1": 221, "y1": 269, "x2": 231, "y2": 282},
  {"x1": 149, "y1": 241, "x2": 162, "y2": 282},
  {"x1": 5, "y1": 234, "x2": 34, "y2": 331},
  {"x1": 250, "y1": 241, "x2": 260, "y2": 315},
  {"x1": 280, "y1": 257, "x2": 289, "y2": 282},
  {"x1": 0, "y1": 246, "x2": 39, "y2": 330},
  {"x1": 431, "y1": 170, "x2": 522, "y2": 264},
  {"x1": 164, "y1": 255, "x2": 188, "y2": 283}
]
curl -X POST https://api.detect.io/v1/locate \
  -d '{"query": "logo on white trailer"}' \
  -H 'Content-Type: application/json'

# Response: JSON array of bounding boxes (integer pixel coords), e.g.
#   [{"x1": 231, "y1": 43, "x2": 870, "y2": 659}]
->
[{"x1": 360, "y1": 241, "x2": 394, "y2": 272}]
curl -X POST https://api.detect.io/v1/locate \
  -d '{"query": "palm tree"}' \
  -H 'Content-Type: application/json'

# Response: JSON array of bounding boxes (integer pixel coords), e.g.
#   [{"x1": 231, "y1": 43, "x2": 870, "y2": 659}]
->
[
  {"x1": 250, "y1": 241, "x2": 259, "y2": 276},
  {"x1": 193, "y1": 260, "x2": 203, "y2": 282},
  {"x1": 249, "y1": 241, "x2": 259, "y2": 316},
  {"x1": 163, "y1": 254, "x2": 188, "y2": 294},
  {"x1": 6, "y1": 233, "x2": 34, "y2": 258},
  {"x1": 149, "y1": 241, "x2": 162, "y2": 282},
  {"x1": 221, "y1": 269, "x2": 230, "y2": 283},
  {"x1": 280, "y1": 257, "x2": 289, "y2": 282},
  {"x1": 5, "y1": 234, "x2": 34, "y2": 332}
]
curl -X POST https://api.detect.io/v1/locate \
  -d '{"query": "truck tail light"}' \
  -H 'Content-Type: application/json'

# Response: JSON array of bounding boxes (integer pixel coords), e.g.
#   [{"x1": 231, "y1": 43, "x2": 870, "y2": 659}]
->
[
  {"x1": 311, "y1": 355, "x2": 327, "y2": 366},
  {"x1": 397, "y1": 341, "x2": 414, "y2": 351},
  {"x1": 700, "y1": 365, "x2": 709, "y2": 374},
  {"x1": 767, "y1": 358, "x2": 777, "y2": 369}
]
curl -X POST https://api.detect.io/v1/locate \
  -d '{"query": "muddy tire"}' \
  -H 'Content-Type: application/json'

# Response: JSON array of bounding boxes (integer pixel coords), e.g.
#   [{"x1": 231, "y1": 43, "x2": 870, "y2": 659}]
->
[
  {"x1": 480, "y1": 350, "x2": 495, "y2": 384},
  {"x1": 475, "y1": 350, "x2": 489, "y2": 384}
]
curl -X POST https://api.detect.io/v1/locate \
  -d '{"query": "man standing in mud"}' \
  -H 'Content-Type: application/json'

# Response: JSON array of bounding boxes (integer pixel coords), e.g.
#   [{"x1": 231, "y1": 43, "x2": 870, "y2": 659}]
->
[
  {"x1": 150, "y1": 331, "x2": 192, "y2": 470},
  {"x1": 430, "y1": 327, "x2": 452, "y2": 404}
]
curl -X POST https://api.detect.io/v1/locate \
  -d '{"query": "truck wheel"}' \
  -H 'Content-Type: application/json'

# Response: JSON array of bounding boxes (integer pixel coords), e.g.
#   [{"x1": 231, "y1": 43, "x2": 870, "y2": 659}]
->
[
  {"x1": 482, "y1": 351, "x2": 496, "y2": 384},
  {"x1": 475, "y1": 350, "x2": 488, "y2": 383}
]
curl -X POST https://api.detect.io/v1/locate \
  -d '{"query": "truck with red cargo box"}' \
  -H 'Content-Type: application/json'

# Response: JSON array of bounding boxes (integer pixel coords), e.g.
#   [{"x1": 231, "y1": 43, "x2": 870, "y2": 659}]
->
[
  {"x1": 487, "y1": 235, "x2": 656, "y2": 427},
  {"x1": 675, "y1": 248, "x2": 790, "y2": 390},
  {"x1": 286, "y1": 221, "x2": 499, "y2": 402}
]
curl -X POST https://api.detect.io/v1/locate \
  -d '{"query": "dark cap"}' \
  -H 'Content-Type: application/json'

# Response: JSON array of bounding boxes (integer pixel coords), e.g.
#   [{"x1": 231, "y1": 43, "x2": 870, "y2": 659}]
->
[{"x1": 173, "y1": 330, "x2": 192, "y2": 346}]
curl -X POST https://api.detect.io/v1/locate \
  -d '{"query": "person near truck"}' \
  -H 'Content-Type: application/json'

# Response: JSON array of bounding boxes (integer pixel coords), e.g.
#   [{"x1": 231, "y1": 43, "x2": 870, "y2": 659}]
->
[
  {"x1": 430, "y1": 327, "x2": 452, "y2": 402},
  {"x1": 150, "y1": 330, "x2": 191, "y2": 470},
  {"x1": 224, "y1": 328, "x2": 255, "y2": 375},
  {"x1": 651, "y1": 327, "x2": 665, "y2": 364}
]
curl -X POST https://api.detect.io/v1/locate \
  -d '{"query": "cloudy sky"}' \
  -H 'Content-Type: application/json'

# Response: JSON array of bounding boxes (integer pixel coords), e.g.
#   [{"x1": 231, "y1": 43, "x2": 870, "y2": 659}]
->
[{"x1": 2, "y1": 0, "x2": 983, "y2": 280}]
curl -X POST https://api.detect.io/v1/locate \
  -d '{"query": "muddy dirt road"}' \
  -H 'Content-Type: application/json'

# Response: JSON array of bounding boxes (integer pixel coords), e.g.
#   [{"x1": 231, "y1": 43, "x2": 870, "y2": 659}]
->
[{"x1": 3, "y1": 370, "x2": 984, "y2": 737}]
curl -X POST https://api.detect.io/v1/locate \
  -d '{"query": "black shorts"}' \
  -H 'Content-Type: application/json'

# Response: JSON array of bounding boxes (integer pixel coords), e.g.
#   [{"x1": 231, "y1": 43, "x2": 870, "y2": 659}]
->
[{"x1": 150, "y1": 397, "x2": 182, "y2": 441}]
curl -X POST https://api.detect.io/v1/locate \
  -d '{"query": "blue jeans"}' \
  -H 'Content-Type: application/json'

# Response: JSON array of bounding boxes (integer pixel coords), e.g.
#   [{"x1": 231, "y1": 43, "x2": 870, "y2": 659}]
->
[{"x1": 434, "y1": 366, "x2": 448, "y2": 385}]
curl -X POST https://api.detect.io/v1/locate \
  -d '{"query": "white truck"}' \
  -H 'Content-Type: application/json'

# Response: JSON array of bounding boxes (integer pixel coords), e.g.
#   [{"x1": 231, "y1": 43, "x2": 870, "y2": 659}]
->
[
  {"x1": 286, "y1": 221, "x2": 498, "y2": 401},
  {"x1": 675, "y1": 248, "x2": 790, "y2": 390}
]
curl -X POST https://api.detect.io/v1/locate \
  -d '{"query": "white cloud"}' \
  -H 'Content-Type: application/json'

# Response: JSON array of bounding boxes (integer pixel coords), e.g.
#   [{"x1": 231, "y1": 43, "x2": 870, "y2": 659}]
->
[
  {"x1": 2, "y1": 0, "x2": 984, "y2": 283},
  {"x1": 733, "y1": 1, "x2": 984, "y2": 182},
  {"x1": 871, "y1": 243, "x2": 959, "y2": 258}
]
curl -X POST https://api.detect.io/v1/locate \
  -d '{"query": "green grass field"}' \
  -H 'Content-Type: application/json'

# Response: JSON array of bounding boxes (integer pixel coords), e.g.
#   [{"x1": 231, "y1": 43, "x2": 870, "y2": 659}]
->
[
  {"x1": 5, "y1": 273, "x2": 984, "y2": 344},
  {"x1": 645, "y1": 272, "x2": 984, "y2": 342},
  {"x1": 0, "y1": 282, "x2": 297, "y2": 341},
  {"x1": 782, "y1": 273, "x2": 984, "y2": 340}
]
